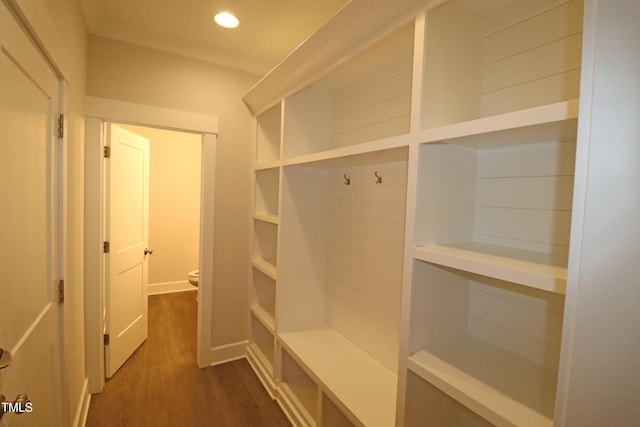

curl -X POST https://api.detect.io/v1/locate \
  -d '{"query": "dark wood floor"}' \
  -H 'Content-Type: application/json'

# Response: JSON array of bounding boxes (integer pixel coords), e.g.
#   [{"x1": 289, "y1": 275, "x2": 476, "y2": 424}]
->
[{"x1": 86, "y1": 292, "x2": 290, "y2": 427}]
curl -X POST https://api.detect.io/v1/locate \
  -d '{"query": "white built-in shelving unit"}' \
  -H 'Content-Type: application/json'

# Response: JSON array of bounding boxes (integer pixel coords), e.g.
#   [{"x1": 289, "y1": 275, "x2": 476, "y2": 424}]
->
[{"x1": 245, "y1": 0, "x2": 593, "y2": 425}]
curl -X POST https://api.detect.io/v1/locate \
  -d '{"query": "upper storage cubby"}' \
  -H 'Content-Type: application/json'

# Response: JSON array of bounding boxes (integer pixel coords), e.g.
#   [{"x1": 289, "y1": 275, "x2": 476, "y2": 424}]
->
[
  {"x1": 420, "y1": 0, "x2": 583, "y2": 129},
  {"x1": 256, "y1": 103, "x2": 282, "y2": 165},
  {"x1": 414, "y1": 136, "x2": 575, "y2": 294},
  {"x1": 282, "y1": 22, "x2": 415, "y2": 159},
  {"x1": 254, "y1": 167, "x2": 280, "y2": 220}
]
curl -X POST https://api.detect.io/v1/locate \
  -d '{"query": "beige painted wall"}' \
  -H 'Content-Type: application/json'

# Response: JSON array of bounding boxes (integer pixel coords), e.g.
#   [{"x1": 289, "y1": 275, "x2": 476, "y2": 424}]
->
[
  {"x1": 87, "y1": 35, "x2": 259, "y2": 346},
  {"x1": 40, "y1": 0, "x2": 88, "y2": 423},
  {"x1": 122, "y1": 124, "x2": 202, "y2": 285}
]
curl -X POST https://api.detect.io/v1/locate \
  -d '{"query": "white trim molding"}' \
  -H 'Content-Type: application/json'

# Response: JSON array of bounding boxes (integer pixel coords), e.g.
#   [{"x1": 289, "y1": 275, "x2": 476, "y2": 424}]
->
[
  {"x1": 85, "y1": 96, "x2": 219, "y2": 135},
  {"x1": 208, "y1": 341, "x2": 249, "y2": 367}
]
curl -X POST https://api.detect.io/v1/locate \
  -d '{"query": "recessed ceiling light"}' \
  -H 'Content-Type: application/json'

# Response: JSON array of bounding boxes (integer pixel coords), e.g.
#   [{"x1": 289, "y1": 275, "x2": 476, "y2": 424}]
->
[{"x1": 214, "y1": 12, "x2": 239, "y2": 28}]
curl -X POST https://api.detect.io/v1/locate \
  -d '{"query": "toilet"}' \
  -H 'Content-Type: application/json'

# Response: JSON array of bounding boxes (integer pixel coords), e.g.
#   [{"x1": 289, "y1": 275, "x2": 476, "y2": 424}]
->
[{"x1": 188, "y1": 270, "x2": 199, "y2": 287}]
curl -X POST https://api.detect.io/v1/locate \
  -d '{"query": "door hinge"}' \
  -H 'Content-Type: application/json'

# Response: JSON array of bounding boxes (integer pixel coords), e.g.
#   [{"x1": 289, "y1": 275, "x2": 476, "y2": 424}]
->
[
  {"x1": 104, "y1": 146, "x2": 111, "y2": 158},
  {"x1": 57, "y1": 114, "x2": 64, "y2": 138},
  {"x1": 103, "y1": 334, "x2": 110, "y2": 346},
  {"x1": 58, "y1": 280, "x2": 64, "y2": 304},
  {"x1": 103, "y1": 241, "x2": 110, "y2": 253}
]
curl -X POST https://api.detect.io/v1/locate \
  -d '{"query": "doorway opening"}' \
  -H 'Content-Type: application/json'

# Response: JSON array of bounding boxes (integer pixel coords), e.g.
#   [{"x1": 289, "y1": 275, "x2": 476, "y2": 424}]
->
[
  {"x1": 105, "y1": 123, "x2": 203, "y2": 377},
  {"x1": 120, "y1": 124, "x2": 202, "y2": 297},
  {"x1": 84, "y1": 97, "x2": 218, "y2": 393}
]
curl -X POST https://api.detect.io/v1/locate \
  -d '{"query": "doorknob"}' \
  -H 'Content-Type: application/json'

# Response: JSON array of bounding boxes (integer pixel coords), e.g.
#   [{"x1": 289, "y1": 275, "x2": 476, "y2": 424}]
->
[
  {"x1": 144, "y1": 248, "x2": 154, "y2": 256},
  {"x1": 0, "y1": 348, "x2": 11, "y2": 370},
  {"x1": 0, "y1": 393, "x2": 31, "y2": 420}
]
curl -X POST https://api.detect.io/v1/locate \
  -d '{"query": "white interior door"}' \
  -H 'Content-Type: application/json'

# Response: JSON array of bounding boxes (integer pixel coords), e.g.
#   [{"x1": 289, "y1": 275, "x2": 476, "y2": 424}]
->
[
  {"x1": 105, "y1": 124, "x2": 150, "y2": 378},
  {"x1": 0, "y1": 2, "x2": 63, "y2": 426}
]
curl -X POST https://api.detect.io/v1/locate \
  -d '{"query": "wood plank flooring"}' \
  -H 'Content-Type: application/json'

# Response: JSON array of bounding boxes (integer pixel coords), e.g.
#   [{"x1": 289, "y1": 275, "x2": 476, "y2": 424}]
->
[{"x1": 86, "y1": 292, "x2": 290, "y2": 426}]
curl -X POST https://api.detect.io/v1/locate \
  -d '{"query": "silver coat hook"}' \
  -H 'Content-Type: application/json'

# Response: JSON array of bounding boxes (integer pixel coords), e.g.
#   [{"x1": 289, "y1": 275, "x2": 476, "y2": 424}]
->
[
  {"x1": 374, "y1": 171, "x2": 382, "y2": 184},
  {"x1": 344, "y1": 173, "x2": 351, "y2": 185}
]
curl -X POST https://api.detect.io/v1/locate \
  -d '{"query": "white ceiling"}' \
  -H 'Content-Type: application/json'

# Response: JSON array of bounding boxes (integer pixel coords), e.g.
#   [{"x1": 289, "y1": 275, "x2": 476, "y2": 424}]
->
[{"x1": 80, "y1": 0, "x2": 350, "y2": 76}]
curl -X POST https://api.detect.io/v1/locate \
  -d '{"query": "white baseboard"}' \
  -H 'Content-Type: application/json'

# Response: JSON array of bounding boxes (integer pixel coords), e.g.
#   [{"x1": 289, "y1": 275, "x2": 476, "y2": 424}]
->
[
  {"x1": 74, "y1": 378, "x2": 91, "y2": 427},
  {"x1": 207, "y1": 340, "x2": 248, "y2": 366},
  {"x1": 148, "y1": 280, "x2": 197, "y2": 295}
]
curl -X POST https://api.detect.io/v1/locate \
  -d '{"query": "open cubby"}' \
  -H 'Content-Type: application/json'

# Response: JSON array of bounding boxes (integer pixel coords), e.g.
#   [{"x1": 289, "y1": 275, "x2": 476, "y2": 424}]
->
[
  {"x1": 420, "y1": 0, "x2": 583, "y2": 130},
  {"x1": 282, "y1": 22, "x2": 414, "y2": 159},
  {"x1": 276, "y1": 147, "x2": 407, "y2": 426},
  {"x1": 278, "y1": 148, "x2": 408, "y2": 369},
  {"x1": 281, "y1": 349, "x2": 319, "y2": 425},
  {"x1": 256, "y1": 103, "x2": 282, "y2": 165},
  {"x1": 253, "y1": 219, "x2": 278, "y2": 277},
  {"x1": 254, "y1": 167, "x2": 280, "y2": 220},
  {"x1": 414, "y1": 135, "x2": 576, "y2": 294},
  {"x1": 408, "y1": 259, "x2": 564, "y2": 426},
  {"x1": 251, "y1": 267, "x2": 275, "y2": 329},
  {"x1": 322, "y1": 395, "x2": 356, "y2": 427},
  {"x1": 250, "y1": 314, "x2": 275, "y2": 374}
]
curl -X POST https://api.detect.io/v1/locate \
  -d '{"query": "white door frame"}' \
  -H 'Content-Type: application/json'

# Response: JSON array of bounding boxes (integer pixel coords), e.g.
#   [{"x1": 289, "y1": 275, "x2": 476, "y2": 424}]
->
[{"x1": 84, "y1": 96, "x2": 218, "y2": 393}]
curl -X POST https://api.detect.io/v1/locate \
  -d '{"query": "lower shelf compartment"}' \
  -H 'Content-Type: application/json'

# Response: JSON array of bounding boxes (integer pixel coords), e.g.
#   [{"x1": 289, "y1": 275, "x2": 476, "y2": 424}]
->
[
  {"x1": 279, "y1": 328, "x2": 397, "y2": 427},
  {"x1": 281, "y1": 348, "x2": 319, "y2": 426},
  {"x1": 407, "y1": 349, "x2": 554, "y2": 427},
  {"x1": 322, "y1": 394, "x2": 356, "y2": 427},
  {"x1": 405, "y1": 370, "x2": 493, "y2": 427},
  {"x1": 250, "y1": 314, "x2": 275, "y2": 374},
  {"x1": 408, "y1": 259, "x2": 563, "y2": 426}
]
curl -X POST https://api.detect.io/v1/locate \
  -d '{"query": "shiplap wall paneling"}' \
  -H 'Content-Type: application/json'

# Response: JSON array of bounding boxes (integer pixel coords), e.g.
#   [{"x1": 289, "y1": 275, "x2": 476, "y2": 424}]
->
[
  {"x1": 415, "y1": 137, "x2": 576, "y2": 290},
  {"x1": 282, "y1": 24, "x2": 414, "y2": 159},
  {"x1": 325, "y1": 159, "x2": 407, "y2": 372},
  {"x1": 406, "y1": 260, "x2": 563, "y2": 426},
  {"x1": 255, "y1": 167, "x2": 280, "y2": 219},
  {"x1": 256, "y1": 103, "x2": 282, "y2": 164},
  {"x1": 421, "y1": 0, "x2": 583, "y2": 129},
  {"x1": 474, "y1": 140, "x2": 576, "y2": 259},
  {"x1": 283, "y1": 88, "x2": 333, "y2": 158},
  {"x1": 328, "y1": 23, "x2": 414, "y2": 149}
]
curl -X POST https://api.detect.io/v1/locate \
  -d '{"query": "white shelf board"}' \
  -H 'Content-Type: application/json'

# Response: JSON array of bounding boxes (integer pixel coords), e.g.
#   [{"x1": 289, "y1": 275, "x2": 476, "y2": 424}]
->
[
  {"x1": 279, "y1": 328, "x2": 397, "y2": 427},
  {"x1": 408, "y1": 350, "x2": 553, "y2": 427},
  {"x1": 413, "y1": 243, "x2": 567, "y2": 294},
  {"x1": 255, "y1": 160, "x2": 282, "y2": 170},
  {"x1": 281, "y1": 134, "x2": 411, "y2": 168},
  {"x1": 251, "y1": 304, "x2": 276, "y2": 332},
  {"x1": 416, "y1": 100, "x2": 579, "y2": 148},
  {"x1": 254, "y1": 213, "x2": 280, "y2": 225},
  {"x1": 252, "y1": 258, "x2": 278, "y2": 280}
]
